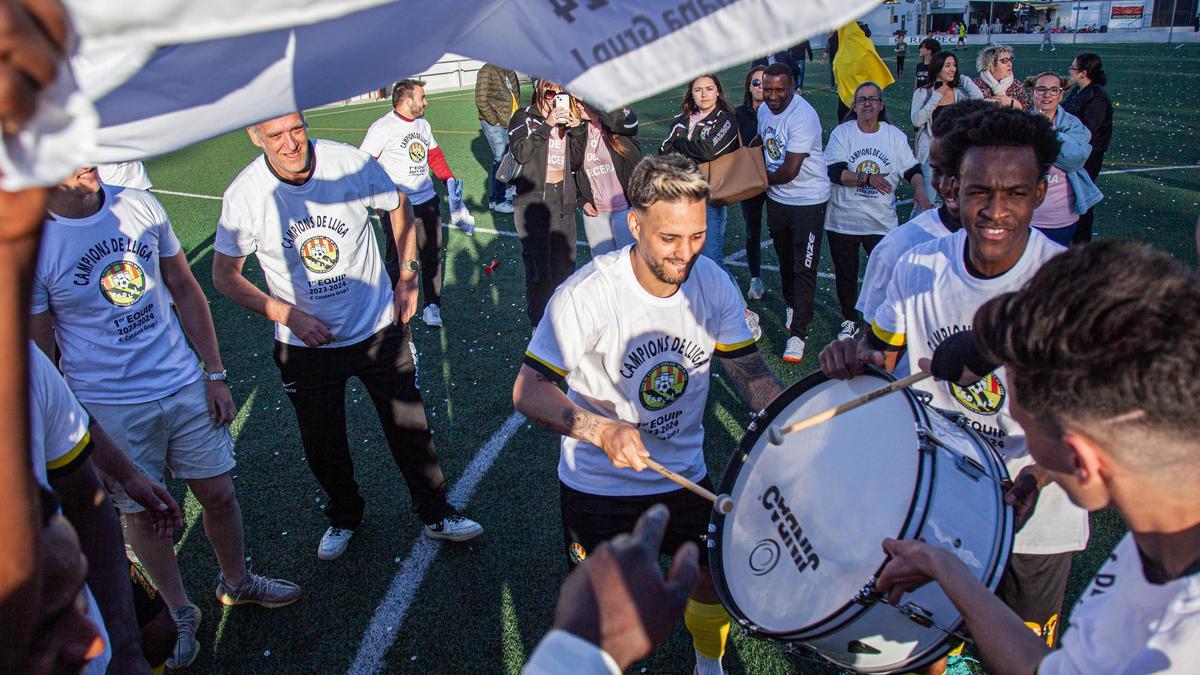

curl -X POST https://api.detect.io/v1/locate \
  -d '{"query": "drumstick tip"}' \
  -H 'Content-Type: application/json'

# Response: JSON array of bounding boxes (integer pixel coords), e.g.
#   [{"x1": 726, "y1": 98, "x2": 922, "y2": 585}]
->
[
  {"x1": 767, "y1": 425, "x2": 783, "y2": 445},
  {"x1": 715, "y1": 495, "x2": 733, "y2": 514}
]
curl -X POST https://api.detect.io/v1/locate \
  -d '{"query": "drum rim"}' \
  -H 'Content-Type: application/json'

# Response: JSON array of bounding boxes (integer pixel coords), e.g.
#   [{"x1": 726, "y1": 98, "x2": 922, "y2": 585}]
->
[{"x1": 709, "y1": 366, "x2": 931, "y2": 639}]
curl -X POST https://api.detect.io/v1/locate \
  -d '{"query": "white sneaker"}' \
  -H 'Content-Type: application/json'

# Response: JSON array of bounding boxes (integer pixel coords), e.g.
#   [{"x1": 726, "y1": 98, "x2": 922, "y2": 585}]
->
[
  {"x1": 837, "y1": 320, "x2": 858, "y2": 341},
  {"x1": 424, "y1": 512, "x2": 484, "y2": 542},
  {"x1": 785, "y1": 307, "x2": 794, "y2": 330},
  {"x1": 783, "y1": 336, "x2": 806, "y2": 363},
  {"x1": 318, "y1": 526, "x2": 354, "y2": 561},
  {"x1": 744, "y1": 309, "x2": 762, "y2": 342},
  {"x1": 747, "y1": 277, "x2": 765, "y2": 300},
  {"x1": 491, "y1": 200, "x2": 514, "y2": 214},
  {"x1": 421, "y1": 304, "x2": 443, "y2": 327}
]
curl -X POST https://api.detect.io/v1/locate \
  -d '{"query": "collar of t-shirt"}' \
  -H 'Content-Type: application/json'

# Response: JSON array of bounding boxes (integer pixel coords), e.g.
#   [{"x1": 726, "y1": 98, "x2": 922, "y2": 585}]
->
[
  {"x1": 1138, "y1": 541, "x2": 1200, "y2": 585},
  {"x1": 962, "y1": 236, "x2": 1009, "y2": 280},
  {"x1": 392, "y1": 111, "x2": 415, "y2": 123},
  {"x1": 263, "y1": 141, "x2": 317, "y2": 188},
  {"x1": 48, "y1": 183, "x2": 109, "y2": 226}
]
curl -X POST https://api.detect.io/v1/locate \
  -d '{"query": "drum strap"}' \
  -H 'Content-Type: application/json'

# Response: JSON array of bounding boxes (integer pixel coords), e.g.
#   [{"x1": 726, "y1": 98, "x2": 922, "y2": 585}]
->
[{"x1": 684, "y1": 600, "x2": 731, "y2": 660}]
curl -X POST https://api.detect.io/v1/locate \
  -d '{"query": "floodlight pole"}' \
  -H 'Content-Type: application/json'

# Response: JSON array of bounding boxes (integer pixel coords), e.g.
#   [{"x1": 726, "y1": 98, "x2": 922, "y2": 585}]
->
[
  {"x1": 988, "y1": 1, "x2": 995, "y2": 44},
  {"x1": 1073, "y1": 1, "x2": 1080, "y2": 44},
  {"x1": 1168, "y1": 0, "x2": 1180, "y2": 43}
]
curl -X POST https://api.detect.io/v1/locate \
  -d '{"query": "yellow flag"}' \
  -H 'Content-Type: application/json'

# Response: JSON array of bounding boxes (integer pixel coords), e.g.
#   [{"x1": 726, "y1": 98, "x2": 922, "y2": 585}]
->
[{"x1": 833, "y1": 22, "x2": 896, "y2": 108}]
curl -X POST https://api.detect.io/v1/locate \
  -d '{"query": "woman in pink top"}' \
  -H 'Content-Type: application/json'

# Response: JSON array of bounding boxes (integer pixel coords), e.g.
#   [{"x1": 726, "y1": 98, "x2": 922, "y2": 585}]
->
[{"x1": 576, "y1": 103, "x2": 642, "y2": 257}]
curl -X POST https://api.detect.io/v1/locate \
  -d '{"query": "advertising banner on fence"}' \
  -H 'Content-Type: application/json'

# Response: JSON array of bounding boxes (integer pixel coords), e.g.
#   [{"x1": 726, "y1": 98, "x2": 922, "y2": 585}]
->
[{"x1": 1109, "y1": 0, "x2": 1146, "y2": 29}]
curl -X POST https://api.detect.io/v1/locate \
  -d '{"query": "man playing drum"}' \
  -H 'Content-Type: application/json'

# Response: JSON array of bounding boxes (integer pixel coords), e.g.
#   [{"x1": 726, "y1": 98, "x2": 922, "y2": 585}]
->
[
  {"x1": 512, "y1": 154, "x2": 783, "y2": 675},
  {"x1": 819, "y1": 107, "x2": 1090, "y2": 665},
  {"x1": 878, "y1": 240, "x2": 1200, "y2": 673}
]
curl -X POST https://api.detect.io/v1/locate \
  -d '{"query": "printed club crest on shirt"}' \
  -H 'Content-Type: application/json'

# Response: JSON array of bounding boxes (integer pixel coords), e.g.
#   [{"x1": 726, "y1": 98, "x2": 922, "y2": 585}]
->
[
  {"x1": 765, "y1": 137, "x2": 783, "y2": 161},
  {"x1": 408, "y1": 141, "x2": 427, "y2": 164},
  {"x1": 951, "y1": 373, "x2": 1006, "y2": 416},
  {"x1": 299, "y1": 235, "x2": 340, "y2": 274},
  {"x1": 639, "y1": 361, "x2": 689, "y2": 411},
  {"x1": 99, "y1": 260, "x2": 146, "y2": 307}
]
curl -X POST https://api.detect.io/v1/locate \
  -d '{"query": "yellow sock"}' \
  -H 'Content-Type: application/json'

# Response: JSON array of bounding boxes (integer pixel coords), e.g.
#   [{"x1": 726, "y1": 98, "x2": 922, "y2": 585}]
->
[{"x1": 684, "y1": 599, "x2": 730, "y2": 660}]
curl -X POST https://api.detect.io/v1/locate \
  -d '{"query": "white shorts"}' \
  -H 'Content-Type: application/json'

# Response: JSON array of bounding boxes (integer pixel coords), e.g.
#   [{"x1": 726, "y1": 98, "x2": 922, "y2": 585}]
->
[{"x1": 87, "y1": 377, "x2": 236, "y2": 513}]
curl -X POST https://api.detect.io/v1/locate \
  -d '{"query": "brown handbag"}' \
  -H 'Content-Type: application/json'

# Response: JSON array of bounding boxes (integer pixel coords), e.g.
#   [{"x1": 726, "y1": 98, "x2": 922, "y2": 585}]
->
[{"x1": 699, "y1": 131, "x2": 768, "y2": 207}]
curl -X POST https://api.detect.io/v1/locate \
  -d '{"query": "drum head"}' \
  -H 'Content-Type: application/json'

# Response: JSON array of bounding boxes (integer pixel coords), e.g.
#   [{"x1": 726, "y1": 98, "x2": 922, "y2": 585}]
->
[{"x1": 711, "y1": 369, "x2": 926, "y2": 637}]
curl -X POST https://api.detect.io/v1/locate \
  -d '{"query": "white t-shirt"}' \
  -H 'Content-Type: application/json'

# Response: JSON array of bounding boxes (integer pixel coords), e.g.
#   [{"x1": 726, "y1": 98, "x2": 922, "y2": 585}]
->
[
  {"x1": 757, "y1": 95, "x2": 830, "y2": 206},
  {"x1": 27, "y1": 343, "x2": 112, "y2": 675},
  {"x1": 33, "y1": 184, "x2": 202, "y2": 404},
  {"x1": 524, "y1": 247, "x2": 756, "y2": 496},
  {"x1": 359, "y1": 112, "x2": 438, "y2": 204},
  {"x1": 1041, "y1": 533, "x2": 1200, "y2": 674},
  {"x1": 216, "y1": 139, "x2": 401, "y2": 348},
  {"x1": 871, "y1": 229, "x2": 1089, "y2": 555},
  {"x1": 825, "y1": 120, "x2": 919, "y2": 235},
  {"x1": 97, "y1": 162, "x2": 152, "y2": 190},
  {"x1": 856, "y1": 207, "x2": 951, "y2": 324}
]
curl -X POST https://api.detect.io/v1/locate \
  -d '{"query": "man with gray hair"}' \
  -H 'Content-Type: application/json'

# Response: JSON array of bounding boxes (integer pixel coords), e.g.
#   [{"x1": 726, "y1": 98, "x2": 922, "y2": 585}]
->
[
  {"x1": 213, "y1": 113, "x2": 483, "y2": 566},
  {"x1": 512, "y1": 154, "x2": 783, "y2": 675}
]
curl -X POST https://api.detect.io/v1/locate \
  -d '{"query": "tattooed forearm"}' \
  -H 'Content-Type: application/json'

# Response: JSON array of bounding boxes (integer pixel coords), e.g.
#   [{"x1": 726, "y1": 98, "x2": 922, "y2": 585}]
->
[
  {"x1": 561, "y1": 407, "x2": 603, "y2": 445},
  {"x1": 720, "y1": 352, "x2": 784, "y2": 413}
]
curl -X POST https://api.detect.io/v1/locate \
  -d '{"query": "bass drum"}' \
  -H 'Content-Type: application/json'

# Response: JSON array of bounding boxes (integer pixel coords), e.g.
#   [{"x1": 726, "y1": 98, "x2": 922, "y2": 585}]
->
[{"x1": 708, "y1": 368, "x2": 1013, "y2": 673}]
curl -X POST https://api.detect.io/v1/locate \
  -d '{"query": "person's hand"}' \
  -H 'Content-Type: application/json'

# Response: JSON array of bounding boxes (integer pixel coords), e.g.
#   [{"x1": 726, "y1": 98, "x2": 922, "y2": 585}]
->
[
  {"x1": 1005, "y1": 465, "x2": 1043, "y2": 533},
  {"x1": 393, "y1": 271, "x2": 419, "y2": 324},
  {"x1": 0, "y1": 0, "x2": 69, "y2": 135},
  {"x1": 553, "y1": 504, "x2": 700, "y2": 669},
  {"x1": 597, "y1": 421, "x2": 650, "y2": 471},
  {"x1": 547, "y1": 107, "x2": 569, "y2": 126},
  {"x1": 994, "y1": 94, "x2": 1013, "y2": 108},
  {"x1": 582, "y1": 202, "x2": 598, "y2": 217},
  {"x1": 922, "y1": 330, "x2": 995, "y2": 386},
  {"x1": 285, "y1": 308, "x2": 333, "y2": 346},
  {"x1": 876, "y1": 537, "x2": 953, "y2": 604},
  {"x1": 120, "y1": 471, "x2": 183, "y2": 540},
  {"x1": 26, "y1": 514, "x2": 105, "y2": 674},
  {"x1": 564, "y1": 115, "x2": 582, "y2": 128},
  {"x1": 867, "y1": 173, "x2": 893, "y2": 195},
  {"x1": 913, "y1": 181, "x2": 933, "y2": 210},
  {"x1": 205, "y1": 379, "x2": 236, "y2": 427},
  {"x1": 819, "y1": 338, "x2": 884, "y2": 380}
]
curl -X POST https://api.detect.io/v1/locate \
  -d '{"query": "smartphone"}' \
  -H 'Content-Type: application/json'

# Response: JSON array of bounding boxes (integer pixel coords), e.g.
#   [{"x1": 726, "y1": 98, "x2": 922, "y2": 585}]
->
[{"x1": 554, "y1": 93, "x2": 570, "y2": 111}]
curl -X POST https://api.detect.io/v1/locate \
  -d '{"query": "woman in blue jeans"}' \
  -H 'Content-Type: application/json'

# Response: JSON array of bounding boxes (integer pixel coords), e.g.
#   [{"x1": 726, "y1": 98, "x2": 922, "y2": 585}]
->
[{"x1": 659, "y1": 74, "x2": 740, "y2": 269}]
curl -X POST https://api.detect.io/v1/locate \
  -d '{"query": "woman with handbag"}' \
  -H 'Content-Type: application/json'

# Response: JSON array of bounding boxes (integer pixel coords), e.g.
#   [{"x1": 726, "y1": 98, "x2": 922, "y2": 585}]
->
[
  {"x1": 507, "y1": 79, "x2": 586, "y2": 327},
  {"x1": 825, "y1": 82, "x2": 931, "y2": 342},
  {"x1": 910, "y1": 51, "x2": 983, "y2": 215},
  {"x1": 659, "y1": 74, "x2": 740, "y2": 269},
  {"x1": 735, "y1": 67, "x2": 767, "y2": 300},
  {"x1": 575, "y1": 102, "x2": 642, "y2": 256}
]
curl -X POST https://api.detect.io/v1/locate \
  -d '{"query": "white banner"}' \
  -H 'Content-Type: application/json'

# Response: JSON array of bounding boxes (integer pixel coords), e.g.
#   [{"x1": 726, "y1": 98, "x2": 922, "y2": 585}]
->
[
  {"x1": 2, "y1": 0, "x2": 885, "y2": 189},
  {"x1": 1108, "y1": 0, "x2": 1146, "y2": 29}
]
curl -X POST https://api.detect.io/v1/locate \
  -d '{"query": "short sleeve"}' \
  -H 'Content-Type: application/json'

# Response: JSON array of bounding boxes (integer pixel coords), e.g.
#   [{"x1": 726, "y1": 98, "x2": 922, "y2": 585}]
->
[
  {"x1": 826, "y1": 126, "x2": 849, "y2": 165},
  {"x1": 786, "y1": 106, "x2": 819, "y2": 154},
  {"x1": 359, "y1": 121, "x2": 386, "y2": 157},
  {"x1": 714, "y1": 274, "x2": 756, "y2": 358},
  {"x1": 893, "y1": 128, "x2": 919, "y2": 174},
  {"x1": 361, "y1": 156, "x2": 401, "y2": 212},
  {"x1": 31, "y1": 260, "x2": 50, "y2": 314},
  {"x1": 425, "y1": 120, "x2": 439, "y2": 150},
  {"x1": 215, "y1": 190, "x2": 258, "y2": 257},
  {"x1": 522, "y1": 286, "x2": 594, "y2": 383},
  {"x1": 154, "y1": 196, "x2": 182, "y2": 258},
  {"x1": 869, "y1": 255, "x2": 910, "y2": 350},
  {"x1": 29, "y1": 346, "x2": 92, "y2": 480},
  {"x1": 856, "y1": 239, "x2": 897, "y2": 324}
]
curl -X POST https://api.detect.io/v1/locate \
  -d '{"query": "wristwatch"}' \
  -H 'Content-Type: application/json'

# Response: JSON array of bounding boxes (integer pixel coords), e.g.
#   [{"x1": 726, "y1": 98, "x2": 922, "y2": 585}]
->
[
  {"x1": 403, "y1": 259, "x2": 421, "y2": 273},
  {"x1": 205, "y1": 369, "x2": 228, "y2": 382}
]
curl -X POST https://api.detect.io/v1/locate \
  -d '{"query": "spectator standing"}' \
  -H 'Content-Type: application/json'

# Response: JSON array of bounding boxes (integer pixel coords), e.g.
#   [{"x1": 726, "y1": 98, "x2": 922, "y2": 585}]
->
[
  {"x1": 1041, "y1": 20, "x2": 1055, "y2": 51},
  {"x1": 508, "y1": 79, "x2": 586, "y2": 327},
  {"x1": 33, "y1": 167, "x2": 302, "y2": 669},
  {"x1": 735, "y1": 66, "x2": 768, "y2": 301},
  {"x1": 973, "y1": 44, "x2": 1032, "y2": 111},
  {"x1": 1063, "y1": 53, "x2": 1113, "y2": 244},
  {"x1": 659, "y1": 74, "x2": 740, "y2": 270},
  {"x1": 957, "y1": 22, "x2": 967, "y2": 50},
  {"x1": 576, "y1": 103, "x2": 642, "y2": 256},
  {"x1": 793, "y1": 40, "x2": 814, "y2": 91},
  {"x1": 1027, "y1": 72, "x2": 1103, "y2": 245},
  {"x1": 825, "y1": 82, "x2": 930, "y2": 342},
  {"x1": 758, "y1": 63, "x2": 830, "y2": 363},
  {"x1": 911, "y1": 52, "x2": 984, "y2": 214},
  {"x1": 361, "y1": 79, "x2": 466, "y2": 329},
  {"x1": 475, "y1": 64, "x2": 521, "y2": 214},
  {"x1": 914, "y1": 38, "x2": 942, "y2": 89},
  {"x1": 213, "y1": 113, "x2": 484, "y2": 564},
  {"x1": 894, "y1": 32, "x2": 907, "y2": 77}
]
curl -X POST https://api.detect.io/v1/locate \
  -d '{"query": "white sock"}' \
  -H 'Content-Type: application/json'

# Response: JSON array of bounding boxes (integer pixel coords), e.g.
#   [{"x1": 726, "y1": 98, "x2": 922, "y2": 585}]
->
[{"x1": 694, "y1": 649, "x2": 724, "y2": 675}]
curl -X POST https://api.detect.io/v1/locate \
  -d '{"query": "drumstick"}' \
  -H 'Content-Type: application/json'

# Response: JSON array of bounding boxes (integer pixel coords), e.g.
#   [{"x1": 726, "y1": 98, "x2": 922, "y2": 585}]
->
[
  {"x1": 767, "y1": 370, "x2": 933, "y2": 445},
  {"x1": 644, "y1": 457, "x2": 734, "y2": 514}
]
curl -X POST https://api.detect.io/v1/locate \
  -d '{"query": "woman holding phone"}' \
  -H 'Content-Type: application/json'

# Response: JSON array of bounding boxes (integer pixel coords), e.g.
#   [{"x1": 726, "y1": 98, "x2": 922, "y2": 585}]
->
[
  {"x1": 575, "y1": 102, "x2": 642, "y2": 256},
  {"x1": 507, "y1": 79, "x2": 586, "y2": 327},
  {"x1": 910, "y1": 51, "x2": 983, "y2": 214},
  {"x1": 659, "y1": 74, "x2": 740, "y2": 269}
]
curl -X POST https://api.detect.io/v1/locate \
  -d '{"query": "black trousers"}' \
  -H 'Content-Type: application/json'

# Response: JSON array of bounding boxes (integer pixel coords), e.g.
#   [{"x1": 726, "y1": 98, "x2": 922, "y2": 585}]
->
[
  {"x1": 767, "y1": 197, "x2": 827, "y2": 338},
  {"x1": 1071, "y1": 153, "x2": 1105, "y2": 245},
  {"x1": 997, "y1": 551, "x2": 1074, "y2": 648},
  {"x1": 739, "y1": 192, "x2": 766, "y2": 278},
  {"x1": 514, "y1": 182, "x2": 577, "y2": 326},
  {"x1": 273, "y1": 323, "x2": 452, "y2": 528},
  {"x1": 826, "y1": 231, "x2": 883, "y2": 321},
  {"x1": 895, "y1": 53, "x2": 905, "y2": 75},
  {"x1": 381, "y1": 194, "x2": 442, "y2": 308}
]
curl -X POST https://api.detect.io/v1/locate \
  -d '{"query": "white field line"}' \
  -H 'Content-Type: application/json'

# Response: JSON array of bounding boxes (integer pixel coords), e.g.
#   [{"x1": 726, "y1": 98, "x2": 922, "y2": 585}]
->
[{"x1": 347, "y1": 411, "x2": 527, "y2": 674}]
